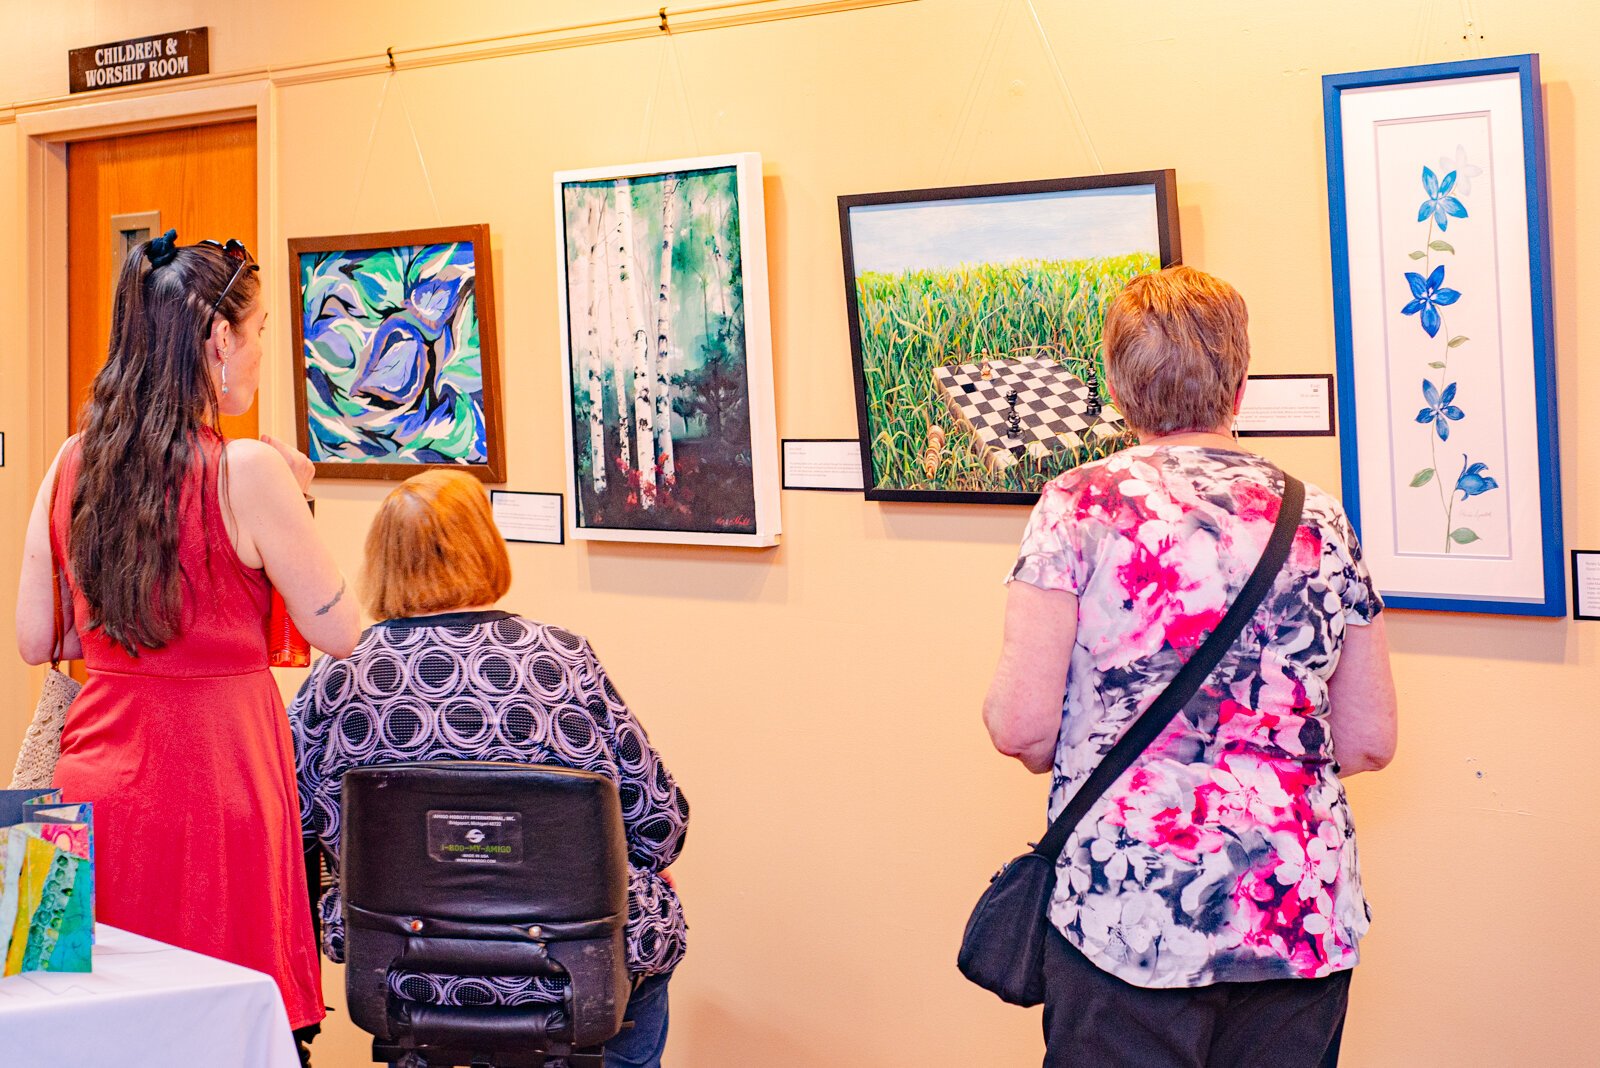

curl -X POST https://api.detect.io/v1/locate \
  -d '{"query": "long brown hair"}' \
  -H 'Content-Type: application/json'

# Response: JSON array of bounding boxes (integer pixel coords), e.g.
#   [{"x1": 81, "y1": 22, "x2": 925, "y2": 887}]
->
[{"x1": 70, "y1": 238, "x2": 259, "y2": 654}]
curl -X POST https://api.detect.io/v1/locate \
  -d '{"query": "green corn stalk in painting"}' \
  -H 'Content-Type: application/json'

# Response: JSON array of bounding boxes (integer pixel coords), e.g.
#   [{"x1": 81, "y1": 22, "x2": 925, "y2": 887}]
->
[{"x1": 858, "y1": 253, "x2": 1155, "y2": 493}]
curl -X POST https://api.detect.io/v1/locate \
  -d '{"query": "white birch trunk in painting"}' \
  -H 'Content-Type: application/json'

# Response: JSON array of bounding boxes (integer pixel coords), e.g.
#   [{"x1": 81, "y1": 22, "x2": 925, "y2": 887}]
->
[
  {"x1": 705, "y1": 189, "x2": 734, "y2": 320},
  {"x1": 653, "y1": 176, "x2": 679, "y2": 486},
  {"x1": 614, "y1": 177, "x2": 656, "y2": 508},
  {"x1": 599, "y1": 193, "x2": 633, "y2": 475},
  {"x1": 573, "y1": 192, "x2": 606, "y2": 493}
]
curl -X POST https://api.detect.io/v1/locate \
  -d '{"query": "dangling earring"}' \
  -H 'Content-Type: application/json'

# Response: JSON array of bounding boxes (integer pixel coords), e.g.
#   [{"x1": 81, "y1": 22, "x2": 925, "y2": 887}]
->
[{"x1": 220, "y1": 357, "x2": 230, "y2": 396}]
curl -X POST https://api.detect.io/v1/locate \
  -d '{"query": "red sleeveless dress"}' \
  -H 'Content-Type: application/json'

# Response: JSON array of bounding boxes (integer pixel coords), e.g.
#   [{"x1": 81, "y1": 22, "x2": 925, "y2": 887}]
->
[{"x1": 50, "y1": 431, "x2": 323, "y2": 1029}]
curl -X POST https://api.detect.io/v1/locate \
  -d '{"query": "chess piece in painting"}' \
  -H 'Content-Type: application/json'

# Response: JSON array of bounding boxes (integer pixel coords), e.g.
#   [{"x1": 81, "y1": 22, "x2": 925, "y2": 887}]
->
[{"x1": 923, "y1": 424, "x2": 946, "y2": 478}]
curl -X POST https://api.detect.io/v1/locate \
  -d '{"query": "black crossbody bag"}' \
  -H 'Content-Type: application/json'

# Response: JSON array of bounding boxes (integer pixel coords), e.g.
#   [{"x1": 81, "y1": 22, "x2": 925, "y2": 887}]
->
[{"x1": 958, "y1": 473, "x2": 1305, "y2": 1006}]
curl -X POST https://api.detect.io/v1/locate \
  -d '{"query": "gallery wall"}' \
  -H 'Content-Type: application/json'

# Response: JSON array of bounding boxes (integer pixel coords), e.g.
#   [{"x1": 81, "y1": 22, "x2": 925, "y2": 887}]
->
[{"x1": 1, "y1": 1, "x2": 1597, "y2": 1064}]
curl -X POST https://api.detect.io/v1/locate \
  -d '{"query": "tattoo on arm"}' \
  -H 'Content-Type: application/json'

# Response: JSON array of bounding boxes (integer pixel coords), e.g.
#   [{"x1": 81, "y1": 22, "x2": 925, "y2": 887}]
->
[{"x1": 314, "y1": 580, "x2": 346, "y2": 617}]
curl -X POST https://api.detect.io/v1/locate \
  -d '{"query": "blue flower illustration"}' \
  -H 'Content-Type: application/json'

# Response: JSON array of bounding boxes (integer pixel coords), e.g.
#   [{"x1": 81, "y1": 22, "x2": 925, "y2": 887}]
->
[
  {"x1": 1418, "y1": 166, "x2": 1469, "y2": 230},
  {"x1": 1401, "y1": 265, "x2": 1461, "y2": 338},
  {"x1": 1415, "y1": 379, "x2": 1464, "y2": 441},
  {"x1": 1455, "y1": 455, "x2": 1499, "y2": 498}
]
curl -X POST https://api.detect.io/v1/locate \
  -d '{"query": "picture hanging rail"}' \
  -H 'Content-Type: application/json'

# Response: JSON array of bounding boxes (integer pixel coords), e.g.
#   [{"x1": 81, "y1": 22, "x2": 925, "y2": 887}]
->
[
  {"x1": 1323, "y1": 54, "x2": 1564, "y2": 615},
  {"x1": 553, "y1": 153, "x2": 781, "y2": 548},
  {"x1": 839, "y1": 170, "x2": 1180, "y2": 505},
  {"x1": 287, "y1": 225, "x2": 506, "y2": 482}
]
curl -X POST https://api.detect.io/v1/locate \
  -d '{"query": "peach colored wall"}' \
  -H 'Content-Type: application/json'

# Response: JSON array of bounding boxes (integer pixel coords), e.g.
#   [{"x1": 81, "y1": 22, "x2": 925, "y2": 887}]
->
[{"x1": 1, "y1": 2, "x2": 1596, "y2": 1065}]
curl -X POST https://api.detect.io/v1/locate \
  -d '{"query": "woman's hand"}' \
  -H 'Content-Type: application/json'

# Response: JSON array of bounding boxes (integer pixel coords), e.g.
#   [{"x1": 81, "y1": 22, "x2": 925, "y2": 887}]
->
[{"x1": 260, "y1": 433, "x2": 314, "y2": 496}]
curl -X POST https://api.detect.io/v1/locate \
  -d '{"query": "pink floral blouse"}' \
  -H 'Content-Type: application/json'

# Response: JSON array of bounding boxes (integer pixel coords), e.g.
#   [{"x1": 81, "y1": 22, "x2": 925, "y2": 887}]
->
[{"x1": 1008, "y1": 446, "x2": 1382, "y2": 989}]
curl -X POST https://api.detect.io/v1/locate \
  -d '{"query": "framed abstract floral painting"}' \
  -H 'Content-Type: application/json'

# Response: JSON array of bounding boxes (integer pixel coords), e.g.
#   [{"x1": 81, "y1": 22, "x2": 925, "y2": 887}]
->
[
  {"x1": 1323, "y1": 55, "x2": 1564, "y2": 615},
  {"x1": 288, "y1": 225, "x2": 506, "y2": 481}
]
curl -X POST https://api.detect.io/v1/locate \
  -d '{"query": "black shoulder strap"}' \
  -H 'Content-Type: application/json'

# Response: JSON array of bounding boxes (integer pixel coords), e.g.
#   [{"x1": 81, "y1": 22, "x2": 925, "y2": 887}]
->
[{"x1": 1030, "y1": 473, "x2": 1305, "y2": 860}]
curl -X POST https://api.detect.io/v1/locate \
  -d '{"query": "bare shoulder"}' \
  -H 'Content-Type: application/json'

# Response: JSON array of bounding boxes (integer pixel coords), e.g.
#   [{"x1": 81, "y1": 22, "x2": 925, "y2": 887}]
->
[
  {"x1": 223, "y1": 438, "x2": 291, "y2": 484},
  {"x1": 49, "y1": 434, "x2": 80, "y2": 468}
]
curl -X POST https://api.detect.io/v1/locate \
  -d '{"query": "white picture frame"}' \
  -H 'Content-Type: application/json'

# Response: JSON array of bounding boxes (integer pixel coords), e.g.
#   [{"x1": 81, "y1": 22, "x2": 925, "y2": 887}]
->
[{"x1": 553, "y1": 153, "x2": 781, "y2": 548}]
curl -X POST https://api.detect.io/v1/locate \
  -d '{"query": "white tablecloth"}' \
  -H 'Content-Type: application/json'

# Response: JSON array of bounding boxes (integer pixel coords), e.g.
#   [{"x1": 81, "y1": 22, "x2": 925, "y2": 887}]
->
[{"x1": 0, "y1": 924, "x2": 301, "y2": 1068}]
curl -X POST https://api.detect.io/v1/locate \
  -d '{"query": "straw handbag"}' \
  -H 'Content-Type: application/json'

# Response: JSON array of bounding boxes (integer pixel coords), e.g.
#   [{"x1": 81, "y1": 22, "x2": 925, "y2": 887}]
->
[{"x1": 9, "y1": 470, "x2": 81, "y2": 789}]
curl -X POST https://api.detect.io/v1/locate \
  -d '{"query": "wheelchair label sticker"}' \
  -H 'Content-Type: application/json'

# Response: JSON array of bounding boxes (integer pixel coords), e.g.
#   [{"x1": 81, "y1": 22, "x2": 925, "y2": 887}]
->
[{"x1": 426, "y1": 810, "x2": 523, "y2": 864}]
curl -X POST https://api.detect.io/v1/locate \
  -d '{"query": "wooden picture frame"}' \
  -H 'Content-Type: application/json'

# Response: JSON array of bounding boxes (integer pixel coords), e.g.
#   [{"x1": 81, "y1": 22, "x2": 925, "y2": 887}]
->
[
  {"x1": 553, "y1": 153, "x2": 781, "y2": 547},
  {"x1": 839, "y1": 170, "x2": 1180, "y2": 505},
  {"x1": 1324, "y1": 55, "x2": 1564, "y2": 615},
  {"x1": 287, "y1": 224, "x2": 506, "y2": 482}
]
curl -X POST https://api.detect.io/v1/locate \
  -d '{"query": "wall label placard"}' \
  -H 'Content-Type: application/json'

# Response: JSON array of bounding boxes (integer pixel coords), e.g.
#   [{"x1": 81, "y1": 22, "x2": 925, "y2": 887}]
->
[
  {"x1": 781, "y1": 439, "x2": 866, "y2": 492},
  {"x1": 1573, "y1": 551, "x2": 1600, "y2": 621},
  {"x1": 1235, "y1": 374, "x2": 1337, "y2": 437},
  {"x1": 490, "y1": 491, "x2": 565, "y2": 545},
  {"x1": 69, "y1": 28, "x2": 209, "y2": 94}
]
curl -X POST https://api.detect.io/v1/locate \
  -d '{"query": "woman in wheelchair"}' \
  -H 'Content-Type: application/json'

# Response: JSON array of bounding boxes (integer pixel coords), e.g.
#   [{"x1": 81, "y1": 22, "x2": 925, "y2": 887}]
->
[{"x1": 290, "y1": 470, "x2": 688, "y2": 1068}]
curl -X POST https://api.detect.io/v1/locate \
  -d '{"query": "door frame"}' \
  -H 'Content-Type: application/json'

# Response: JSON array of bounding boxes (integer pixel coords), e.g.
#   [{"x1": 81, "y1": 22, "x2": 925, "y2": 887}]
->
[{"x1": 18, "y1": 81, "x2": 278, "y2": 474}]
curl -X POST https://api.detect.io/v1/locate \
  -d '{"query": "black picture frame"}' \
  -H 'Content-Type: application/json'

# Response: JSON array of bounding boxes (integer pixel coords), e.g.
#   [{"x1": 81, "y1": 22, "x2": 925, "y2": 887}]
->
[{"x1": 839, "y1": 170, "x2": 1181, "y2": 505}]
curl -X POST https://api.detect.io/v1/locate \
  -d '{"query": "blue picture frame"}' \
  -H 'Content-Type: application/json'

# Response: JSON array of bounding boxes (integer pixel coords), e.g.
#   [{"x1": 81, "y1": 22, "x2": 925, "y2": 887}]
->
[{"x1": 1323, "y1": 54, "x2": 1564, "y2": 616}]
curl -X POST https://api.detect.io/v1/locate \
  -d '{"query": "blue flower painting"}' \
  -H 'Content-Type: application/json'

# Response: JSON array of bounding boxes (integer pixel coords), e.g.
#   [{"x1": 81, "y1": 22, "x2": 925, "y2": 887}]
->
[
  {"x1": 1416, "y1": 166, "x2": 1468, "y2": 229},
  {"x1": 1455, "y1": 455, "x2": 1498, "y2": 498},
  {"x1": 1401, "y1": 265, "x2": 1460, "y2": 339},
  {"x1": 1397, "y1": 159, "x2": 1499, "y2": 553},
  {"x1": 296, "y1": 238, "x2": 491, "y2": 468},
  {"x1": 1415, "y1": 379, "x2": 1464, "y2": 440}
]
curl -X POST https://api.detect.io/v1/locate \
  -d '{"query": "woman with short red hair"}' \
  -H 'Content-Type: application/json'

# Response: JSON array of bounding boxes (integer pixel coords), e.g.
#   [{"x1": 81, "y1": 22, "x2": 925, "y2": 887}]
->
[
  {"x1": 984, "y1": 267, "x2": 1397, "y2": 1066},
  {"x1": 290, "y1": 470, "x2": 687, "y2": 1068}
]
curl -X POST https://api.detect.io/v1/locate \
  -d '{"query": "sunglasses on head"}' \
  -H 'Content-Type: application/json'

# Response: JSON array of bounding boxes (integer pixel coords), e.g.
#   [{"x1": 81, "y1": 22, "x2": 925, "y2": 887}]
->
[{"x1": 199, "y1": 238, "x2": 259, "y2": 338}]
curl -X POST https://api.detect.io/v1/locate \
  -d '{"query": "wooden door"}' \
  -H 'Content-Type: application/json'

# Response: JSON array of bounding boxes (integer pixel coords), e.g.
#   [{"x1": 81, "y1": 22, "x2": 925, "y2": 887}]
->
[
  {"x1": 64, "y1": 122, "x2": 257, "y2": 679},
  {"x1": 67, "y1": 120, "x2": 258, "y2": 439}
]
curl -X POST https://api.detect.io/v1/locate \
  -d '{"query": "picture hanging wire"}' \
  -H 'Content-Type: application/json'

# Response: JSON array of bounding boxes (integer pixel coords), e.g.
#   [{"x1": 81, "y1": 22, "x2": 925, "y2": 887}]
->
[
  {"x1": 349, "y1": 54, "x2": 443, "y2": 226},
  {"x1": 935, "y1": 0, "x2": 1010, "y2": 181},
  {"x1": 937, "y1": 0, "x2": 1105, "y2": 181},
  {"x1": 638, "y1": 19, "x2": 703, "y2": 157},
  {"x1": 1023, "y1": 0, "x2": 1104, "y2": 175}
]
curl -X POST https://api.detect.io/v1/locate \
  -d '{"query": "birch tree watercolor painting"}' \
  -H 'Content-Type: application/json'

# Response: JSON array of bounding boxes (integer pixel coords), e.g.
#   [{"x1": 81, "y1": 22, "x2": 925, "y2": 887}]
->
[
  {"x1": 555, "y1": 154, "x2": 781, "y2": 546},
  {"x1": 288, "y1": 225, "x2": 505, "y2": 481}
]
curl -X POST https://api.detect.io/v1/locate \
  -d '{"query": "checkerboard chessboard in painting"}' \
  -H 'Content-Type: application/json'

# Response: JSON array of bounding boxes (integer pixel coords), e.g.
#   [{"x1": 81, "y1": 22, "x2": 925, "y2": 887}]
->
[{"x1": 932, "y1": 357, "x2": 1127, "y2": 471}]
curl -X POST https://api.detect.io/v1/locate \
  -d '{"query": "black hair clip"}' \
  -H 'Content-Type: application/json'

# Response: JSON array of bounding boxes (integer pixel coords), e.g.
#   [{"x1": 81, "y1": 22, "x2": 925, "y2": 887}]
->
[{"x1": 145, "y1": 229, "x2": 179, "y2": 268}]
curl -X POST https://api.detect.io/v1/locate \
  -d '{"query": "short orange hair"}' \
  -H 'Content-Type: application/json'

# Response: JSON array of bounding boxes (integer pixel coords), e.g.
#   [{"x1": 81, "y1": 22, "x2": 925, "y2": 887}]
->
[
  {"x1": 1103, "y1": 265, "x2": 1251, "y2": 435},
  {"x1": 362, "y1": 470, "x2": 511, "y2": 621}
]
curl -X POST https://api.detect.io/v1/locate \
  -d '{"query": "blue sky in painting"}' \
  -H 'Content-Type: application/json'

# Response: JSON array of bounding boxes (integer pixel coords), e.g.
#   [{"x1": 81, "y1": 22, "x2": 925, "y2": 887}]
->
[{"x1": 848, "y1": 185, "x2": 1159, "y2": 274}]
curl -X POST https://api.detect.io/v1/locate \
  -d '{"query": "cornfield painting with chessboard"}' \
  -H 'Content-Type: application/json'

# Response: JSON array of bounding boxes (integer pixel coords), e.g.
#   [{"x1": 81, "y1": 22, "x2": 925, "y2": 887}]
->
[{"x1": 841, "y1": 172, "x2": 1180, "y2": 503}]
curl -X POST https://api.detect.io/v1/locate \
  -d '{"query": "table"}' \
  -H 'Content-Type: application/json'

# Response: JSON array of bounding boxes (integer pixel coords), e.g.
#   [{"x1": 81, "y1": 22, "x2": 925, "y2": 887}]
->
[{"x1": 0, "y1": 924, "x2": 301, "y2": 1068}]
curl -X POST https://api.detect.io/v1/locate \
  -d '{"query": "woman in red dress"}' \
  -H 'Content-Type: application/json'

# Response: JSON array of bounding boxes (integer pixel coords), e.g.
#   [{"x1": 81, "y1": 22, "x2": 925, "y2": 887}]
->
[{"x1": 14, "y1": 231, "x2": 360, "y2": 1052}]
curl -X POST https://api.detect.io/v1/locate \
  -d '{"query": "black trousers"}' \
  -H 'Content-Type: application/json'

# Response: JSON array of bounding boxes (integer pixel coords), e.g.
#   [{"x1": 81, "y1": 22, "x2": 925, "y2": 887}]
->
[{"x1": 1042, "y1": 928, "x2": 1350, "y2": 1068}]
